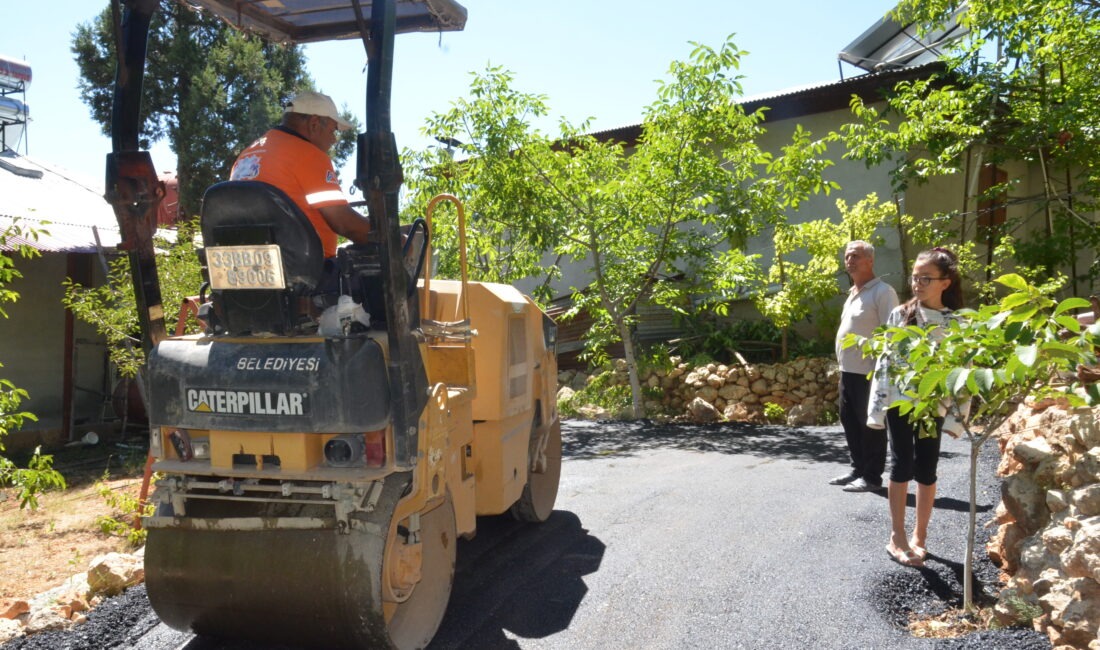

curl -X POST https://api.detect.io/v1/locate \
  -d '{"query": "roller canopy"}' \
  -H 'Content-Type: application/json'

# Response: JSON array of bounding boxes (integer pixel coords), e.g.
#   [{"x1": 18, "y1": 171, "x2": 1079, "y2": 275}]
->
[{"x1": 186, "y1": 0, "x2": 467, "y2": 43}]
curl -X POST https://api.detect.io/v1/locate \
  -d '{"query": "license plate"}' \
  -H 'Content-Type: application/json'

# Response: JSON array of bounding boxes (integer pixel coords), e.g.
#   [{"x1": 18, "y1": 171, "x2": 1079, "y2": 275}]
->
[{"x1": 206, "y1": 245, "x2": 286, "y2": 290}]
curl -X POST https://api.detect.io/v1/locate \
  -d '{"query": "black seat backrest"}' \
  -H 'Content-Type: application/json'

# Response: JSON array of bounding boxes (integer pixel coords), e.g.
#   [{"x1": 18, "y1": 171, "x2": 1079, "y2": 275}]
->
[{"x1": 200, "y1": 181, "x2": 324, "y2": 335}]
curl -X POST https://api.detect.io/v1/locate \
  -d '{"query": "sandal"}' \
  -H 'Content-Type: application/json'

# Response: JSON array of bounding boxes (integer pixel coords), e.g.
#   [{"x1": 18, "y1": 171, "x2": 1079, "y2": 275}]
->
[
  {"x1": 886, "y1": 545, "x2": 924, "y2": 567},
  {"x1": 910, "y1": 543, "x2": 928, "y2": 562}
]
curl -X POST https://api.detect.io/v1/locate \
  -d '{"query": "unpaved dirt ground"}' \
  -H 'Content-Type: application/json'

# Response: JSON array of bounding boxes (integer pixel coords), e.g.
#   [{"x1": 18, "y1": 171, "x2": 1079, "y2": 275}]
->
[{"x1": 0, "y1": 443, "x2": 148, "y2": 601}]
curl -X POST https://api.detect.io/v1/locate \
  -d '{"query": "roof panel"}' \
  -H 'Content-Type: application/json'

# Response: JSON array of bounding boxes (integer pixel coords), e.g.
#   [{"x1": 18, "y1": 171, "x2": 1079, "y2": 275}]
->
[
  {"x1": 0, "y1": 152, "x2": 123, "y2": 253},
  {"x1": 187, "y1": 0, "x2": 467, "y2": 43}
]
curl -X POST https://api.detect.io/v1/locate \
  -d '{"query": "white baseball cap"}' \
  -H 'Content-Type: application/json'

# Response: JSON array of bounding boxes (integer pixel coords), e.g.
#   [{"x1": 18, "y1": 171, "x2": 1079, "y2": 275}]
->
[{"x1": 284, "y1": 90, "x2": 354, "y2": 131}]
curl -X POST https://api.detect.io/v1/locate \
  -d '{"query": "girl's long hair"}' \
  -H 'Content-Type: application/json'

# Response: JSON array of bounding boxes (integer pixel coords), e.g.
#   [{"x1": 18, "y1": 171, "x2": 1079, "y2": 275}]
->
[{"x1": 901, "y1": 246, "x2": 964, "y2": 325}]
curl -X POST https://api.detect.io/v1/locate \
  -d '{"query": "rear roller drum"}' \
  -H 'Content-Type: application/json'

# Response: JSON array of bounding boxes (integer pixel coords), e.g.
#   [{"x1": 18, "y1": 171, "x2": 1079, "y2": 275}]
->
[
  {"x1": 384, "y1": 493, "x2": 457, "y2": 649},
  {"x1": 510, "y1": 419, "x2": 562, "y2": 522}
]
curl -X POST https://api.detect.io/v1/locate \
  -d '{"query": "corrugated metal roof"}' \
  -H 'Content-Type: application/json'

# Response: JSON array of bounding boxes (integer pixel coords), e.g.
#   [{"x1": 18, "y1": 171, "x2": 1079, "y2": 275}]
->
[
  {"x1": 0, "y1": 151, "x2": 122, "y2": 253},
  {"x1": 737, "y1": 60, "x2": 943, "y2": 107},
  {"x1": 584, "y1": 62, "x2": 945, "y2": 145}
]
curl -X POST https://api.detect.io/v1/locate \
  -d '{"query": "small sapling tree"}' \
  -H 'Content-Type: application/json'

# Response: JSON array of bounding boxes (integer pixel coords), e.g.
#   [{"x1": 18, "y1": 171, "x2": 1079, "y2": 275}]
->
[{"x1": 848, "y1": 273, "x2": 1100, "y2": 611}]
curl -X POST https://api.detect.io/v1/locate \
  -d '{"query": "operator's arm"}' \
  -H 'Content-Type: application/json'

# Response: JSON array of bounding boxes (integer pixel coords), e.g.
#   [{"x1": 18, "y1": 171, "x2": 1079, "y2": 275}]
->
[{"x1": 319, "y1": 204, "x2": 371, "y2": 244}]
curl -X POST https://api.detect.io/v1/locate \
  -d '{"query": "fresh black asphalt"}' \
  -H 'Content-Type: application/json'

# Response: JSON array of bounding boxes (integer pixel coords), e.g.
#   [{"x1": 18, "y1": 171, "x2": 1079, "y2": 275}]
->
[{"x1": 2, "y1": 421, "x2": 1050, "y2": 650}]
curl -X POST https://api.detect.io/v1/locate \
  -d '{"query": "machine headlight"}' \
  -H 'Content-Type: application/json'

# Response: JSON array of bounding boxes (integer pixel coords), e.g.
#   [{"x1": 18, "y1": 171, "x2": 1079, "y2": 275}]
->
[{"x1": 191, "y1": 437, "x2": 210, "y2": 460}]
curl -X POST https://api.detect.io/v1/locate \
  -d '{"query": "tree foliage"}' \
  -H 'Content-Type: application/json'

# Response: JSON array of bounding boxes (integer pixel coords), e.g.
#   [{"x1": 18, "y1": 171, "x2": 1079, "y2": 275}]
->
[
  {"x1": 405, "y1": 38, "x2": 845, "y2": 417},
  {"x1": 841, "y1": 0, "x2": 1100, "y2": 295},
  {"x1": 62, "y1": 219, "x2": 206, "y2": 378},
  {"x1": 849, "y1": 273, "x2": 1100, "y2": 611},
  {"x1": 751, "y1": 193, "x2": 900, "y2": 359},
  {"x1": 72, "y1": 2, "x2": 356, "y2": 216}
]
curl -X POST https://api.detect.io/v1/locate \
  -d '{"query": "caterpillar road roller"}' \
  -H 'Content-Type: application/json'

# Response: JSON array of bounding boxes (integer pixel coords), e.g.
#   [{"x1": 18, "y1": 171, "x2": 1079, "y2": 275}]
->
[{"x1": 104, "y1": 2, "x2": 561, "y2": 648}]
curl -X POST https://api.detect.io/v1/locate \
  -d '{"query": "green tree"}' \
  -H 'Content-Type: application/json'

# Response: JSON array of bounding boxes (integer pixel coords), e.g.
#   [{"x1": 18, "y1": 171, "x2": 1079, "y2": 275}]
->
[
  {"x1": 841, "y1": 0, "x2": 1100, "y2": 295},
  {"x1": 758, "y1": 193, "x2": 900, "y2": 360},
  {"x1": 402, "y1": 68, "x2": 564, "y2": 296},
  {"x1": 72, "y1": 2, "x2": 356, "y2": 216},
  {"x1": 406, "y1": 39, "x2": 836, "y2": 418},
  {"x1": 851, "y1": 273, "x2": 1099, "y2": 611},
  {"x1": 62, "y1": 219, "x2": 206, "y2": 377},
  {"x1": 0, "y1": 222, "x2": 66, "y2": 509}
]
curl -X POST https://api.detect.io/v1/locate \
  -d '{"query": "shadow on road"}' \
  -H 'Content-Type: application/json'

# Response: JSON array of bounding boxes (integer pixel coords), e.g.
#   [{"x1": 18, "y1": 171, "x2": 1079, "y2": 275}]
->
[
  {"x1": 869, "y1": 491, "x2": 994, "y2": 514},
  {"x1": 563, "y1": 419, "x2": 849, "y2": 465},
  {"x1": 430, "y1": 510, "x2": 605, "y2": 649}
]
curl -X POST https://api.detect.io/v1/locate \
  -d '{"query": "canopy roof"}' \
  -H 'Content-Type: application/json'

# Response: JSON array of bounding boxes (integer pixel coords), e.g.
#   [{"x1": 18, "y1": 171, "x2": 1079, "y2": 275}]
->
[
  {"x1": 186, "y1": 0, "x2": 467, "y2": 43},
  {"x1": 838, "y1": 3, "x2": 967, "y2": 72}
]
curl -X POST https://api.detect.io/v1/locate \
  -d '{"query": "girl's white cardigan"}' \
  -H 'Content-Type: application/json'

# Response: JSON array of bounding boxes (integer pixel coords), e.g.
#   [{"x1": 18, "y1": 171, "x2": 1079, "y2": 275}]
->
[{"x1": 866, "y1": 304, "x2": 967, "y2": 436}]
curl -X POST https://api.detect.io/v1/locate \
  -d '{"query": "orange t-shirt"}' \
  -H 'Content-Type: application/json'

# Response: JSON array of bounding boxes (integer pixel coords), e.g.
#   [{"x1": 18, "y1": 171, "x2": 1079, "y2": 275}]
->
[{"x1": 230, "y1": 127, "x2": 348, "y2": 257}]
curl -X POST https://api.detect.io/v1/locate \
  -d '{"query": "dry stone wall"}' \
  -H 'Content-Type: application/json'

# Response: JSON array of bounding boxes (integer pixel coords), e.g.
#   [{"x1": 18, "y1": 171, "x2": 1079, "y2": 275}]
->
[
  {"x1": 558, "y1": 355, "x2": 840, "y2": 425},
  {"x1": 989, "y1": 402, "x2": 1100, "y2": 649}
]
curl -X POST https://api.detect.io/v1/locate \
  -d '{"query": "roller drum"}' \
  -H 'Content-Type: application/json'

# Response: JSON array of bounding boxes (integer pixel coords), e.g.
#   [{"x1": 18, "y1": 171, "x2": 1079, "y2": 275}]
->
[{"x1": 146, "y1": 478, "x2": 406, "y2": 649}]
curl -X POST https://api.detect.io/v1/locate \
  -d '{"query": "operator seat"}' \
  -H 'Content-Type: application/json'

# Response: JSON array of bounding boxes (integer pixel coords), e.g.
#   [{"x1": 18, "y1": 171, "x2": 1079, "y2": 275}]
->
[{"x1": 199, "y1": 181, "x2": 324, "y2": 335}]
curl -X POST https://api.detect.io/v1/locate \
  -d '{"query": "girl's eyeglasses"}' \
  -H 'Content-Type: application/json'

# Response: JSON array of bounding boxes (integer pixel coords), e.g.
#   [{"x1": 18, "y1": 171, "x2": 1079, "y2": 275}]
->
[{"x1": 910, "y1": 275, "x2": 945, "y2": 287}]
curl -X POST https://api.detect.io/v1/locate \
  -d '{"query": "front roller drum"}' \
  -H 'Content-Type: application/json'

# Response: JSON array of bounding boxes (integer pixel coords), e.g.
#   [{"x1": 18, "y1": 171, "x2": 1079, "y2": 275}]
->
[{"x1": 146, "y1": 478, "x2": 456, "y2": 650}]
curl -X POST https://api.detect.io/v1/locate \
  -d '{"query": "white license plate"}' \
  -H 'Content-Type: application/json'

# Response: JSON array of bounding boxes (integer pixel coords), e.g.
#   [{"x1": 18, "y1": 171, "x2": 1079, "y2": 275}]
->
[{"x1": 206, "y1": 245, "x2": 286, "y2": 290}]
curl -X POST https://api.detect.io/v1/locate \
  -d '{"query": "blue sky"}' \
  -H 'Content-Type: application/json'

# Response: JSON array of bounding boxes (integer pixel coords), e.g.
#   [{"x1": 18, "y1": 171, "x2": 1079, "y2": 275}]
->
[{"x1": 5, "y1": 0, "x2": 898, "y2": 187}]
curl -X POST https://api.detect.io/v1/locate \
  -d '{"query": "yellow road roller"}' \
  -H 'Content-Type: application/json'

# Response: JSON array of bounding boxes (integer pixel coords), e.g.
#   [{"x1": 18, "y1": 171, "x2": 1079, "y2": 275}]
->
[{"x1": 103, "y1": 2, "x2": 561, "y2": 648}]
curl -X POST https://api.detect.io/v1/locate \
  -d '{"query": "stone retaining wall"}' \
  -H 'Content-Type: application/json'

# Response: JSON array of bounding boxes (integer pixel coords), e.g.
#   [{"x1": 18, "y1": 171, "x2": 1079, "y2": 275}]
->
[
  {"x1": 989, "y1": 402, "x2": 1100, "y2": 649},
  {"x1": 558, "y1": 355, "x2": 840, "y2": 425}
]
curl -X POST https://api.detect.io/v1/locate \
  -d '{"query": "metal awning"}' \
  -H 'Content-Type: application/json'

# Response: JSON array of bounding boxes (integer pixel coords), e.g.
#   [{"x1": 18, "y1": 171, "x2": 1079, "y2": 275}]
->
[
  {"x1": 838, "y1": 2, "x2": 968, "y2": 72},
  {"x1": 186, "y1": 0, "x2": 467, "y2": 43}
]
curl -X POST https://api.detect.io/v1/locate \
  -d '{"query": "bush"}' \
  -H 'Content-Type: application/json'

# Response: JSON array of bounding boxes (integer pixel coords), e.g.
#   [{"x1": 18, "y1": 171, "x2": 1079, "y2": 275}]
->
[
  {"x1": 62, "y1": 218, "x2": 204, "y2": 378},
  {"x1": 0, "y1": 446, "x2": 66, "y2": 510},
  {"x1": 763, "y1": 402, "x2": 786, "y2": 424},
  {"x1": 560, "y1": 368, "x2": 633, "y2": 418},
  {"x1": 94, "y1": 473, "x2": 154, "y2": 548},
  {"x1": 817, "y1": 406, "x2": 840, "y2": 426}
]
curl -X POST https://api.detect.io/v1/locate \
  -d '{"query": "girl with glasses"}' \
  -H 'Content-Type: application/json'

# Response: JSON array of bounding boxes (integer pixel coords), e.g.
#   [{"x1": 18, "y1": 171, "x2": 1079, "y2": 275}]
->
[{"x1": 867, "y1": 247, "x2": 965, "y2": 567}]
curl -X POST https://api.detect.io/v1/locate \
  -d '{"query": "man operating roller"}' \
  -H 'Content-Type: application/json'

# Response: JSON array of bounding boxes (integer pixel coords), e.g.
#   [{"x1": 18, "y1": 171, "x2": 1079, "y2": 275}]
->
[{"x1": 230, "y1": 90, "x2": 370, "y2": 258}]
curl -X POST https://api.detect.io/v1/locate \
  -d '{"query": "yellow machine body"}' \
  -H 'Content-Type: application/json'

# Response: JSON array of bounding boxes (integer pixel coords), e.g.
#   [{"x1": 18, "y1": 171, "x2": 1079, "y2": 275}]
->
[{"x1": 143, "y1": 267, "x2": 560, "y2": 650}]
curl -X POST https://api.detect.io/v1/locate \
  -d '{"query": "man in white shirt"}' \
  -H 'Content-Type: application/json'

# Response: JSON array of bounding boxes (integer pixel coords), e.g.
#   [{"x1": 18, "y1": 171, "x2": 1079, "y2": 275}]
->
[{"x1": 832, "y1": 241, "x2": 898, "y2": 493}]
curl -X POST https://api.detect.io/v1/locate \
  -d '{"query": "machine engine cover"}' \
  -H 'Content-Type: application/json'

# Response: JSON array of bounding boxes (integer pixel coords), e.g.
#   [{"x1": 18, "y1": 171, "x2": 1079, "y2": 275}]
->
[{"x1": 146, "y1": 337, "x2": 390, "y2": 433}]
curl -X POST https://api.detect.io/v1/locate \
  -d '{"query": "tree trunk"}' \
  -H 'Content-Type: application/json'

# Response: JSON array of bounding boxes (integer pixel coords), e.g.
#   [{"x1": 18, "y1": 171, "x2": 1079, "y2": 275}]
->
[
  {"x1": 964, "y1": 438, "x2": 979, "y2": 612},
  {"x1": 619, "y1": 320, "x2": 644, "y2": 419}
]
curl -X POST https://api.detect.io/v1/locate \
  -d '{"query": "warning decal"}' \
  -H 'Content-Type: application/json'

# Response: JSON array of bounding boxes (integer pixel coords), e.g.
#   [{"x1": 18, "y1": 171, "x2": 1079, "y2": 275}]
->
[{"x1": 186, "y1": 388, "x2": 309, "y2": 417}]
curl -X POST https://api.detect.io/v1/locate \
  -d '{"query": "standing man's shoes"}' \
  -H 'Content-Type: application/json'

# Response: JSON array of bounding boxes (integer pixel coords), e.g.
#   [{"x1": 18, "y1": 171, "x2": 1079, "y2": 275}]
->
[
  {"x1": 842, "y1": 478, "x2": 883, "y2": 493},
  {"x1": 828, "y1": 472, "x2": 859, "y2": 486}
]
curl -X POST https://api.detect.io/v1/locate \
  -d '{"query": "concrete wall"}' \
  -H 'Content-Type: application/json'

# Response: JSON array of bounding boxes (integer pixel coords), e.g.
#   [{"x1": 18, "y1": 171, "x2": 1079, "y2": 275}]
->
[{"x1": 0, "y1": 252, "x2": 111, "y2": 449}]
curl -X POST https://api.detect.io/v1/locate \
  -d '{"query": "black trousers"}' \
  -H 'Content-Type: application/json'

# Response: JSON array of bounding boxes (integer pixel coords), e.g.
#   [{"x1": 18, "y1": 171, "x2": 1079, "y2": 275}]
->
[
  {"x1": 887, "y1": 408, "x2": 943, "y2": 485},
  {"x1": 839, "y1": 371, "x2": 886, "y2": 484}
]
